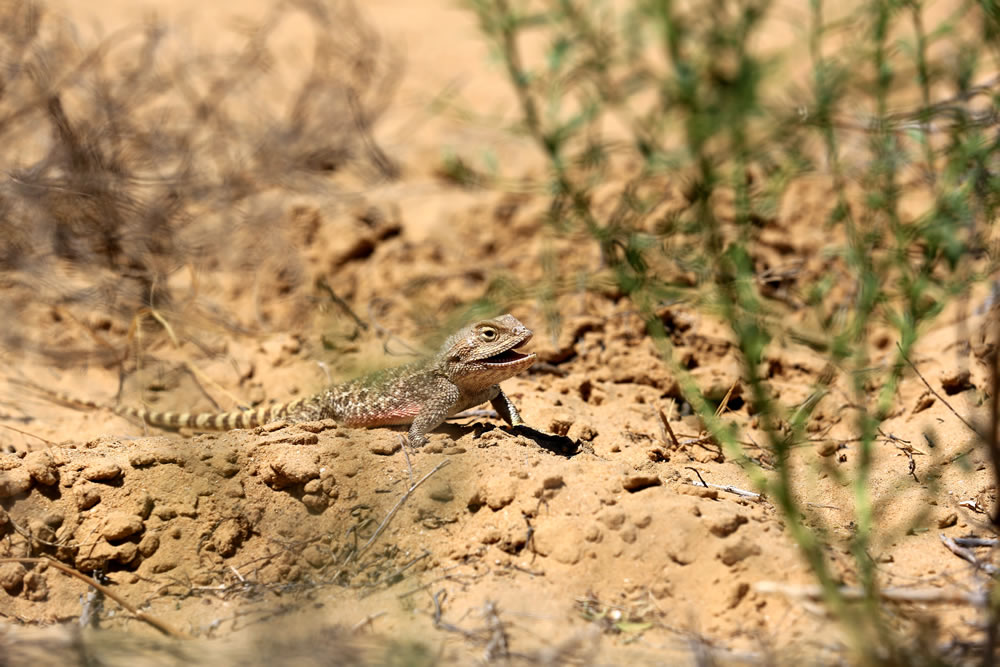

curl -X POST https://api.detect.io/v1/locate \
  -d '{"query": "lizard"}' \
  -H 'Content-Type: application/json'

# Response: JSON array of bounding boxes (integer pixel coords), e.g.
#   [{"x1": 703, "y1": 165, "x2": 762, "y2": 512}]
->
[{"x1": 34, "y1": 314, "x2": 537, "y2": 447}]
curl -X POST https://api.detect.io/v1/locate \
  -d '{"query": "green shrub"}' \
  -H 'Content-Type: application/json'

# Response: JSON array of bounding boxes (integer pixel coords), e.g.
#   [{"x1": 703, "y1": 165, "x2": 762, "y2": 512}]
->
[{"x1": 466, "y1": 0, "x2": 1000, "y2": 661}]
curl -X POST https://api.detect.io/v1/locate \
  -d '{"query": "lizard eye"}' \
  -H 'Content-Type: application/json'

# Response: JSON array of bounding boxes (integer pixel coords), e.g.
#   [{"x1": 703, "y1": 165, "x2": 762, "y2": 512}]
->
[{"x1": 480, "y1": 327, "x2": 497, "y2": 341}]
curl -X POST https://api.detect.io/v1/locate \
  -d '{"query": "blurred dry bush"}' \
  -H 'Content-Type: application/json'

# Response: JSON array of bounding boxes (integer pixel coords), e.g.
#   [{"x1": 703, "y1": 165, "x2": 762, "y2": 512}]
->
[{"x1": 0, "y1": 0, "x2": 399, "y2": 366}]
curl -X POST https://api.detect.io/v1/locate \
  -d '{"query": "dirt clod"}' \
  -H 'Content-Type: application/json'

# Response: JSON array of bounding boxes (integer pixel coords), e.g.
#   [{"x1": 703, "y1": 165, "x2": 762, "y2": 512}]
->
[
  {"x1": 0, "y1": 468, "x2": 32, "y2": 498},
  {"x1": 22, "y1": 571, "x2": 47, "y2": 602},
  {"x1": 622, "y1": 474, "x2": 661, "y2": 492},
  {"x1": 0, "y1": 562, "x2": 26, "y2": 594},
  {"x1": 83, "y1": 462, "x2": 123, "y2": 482},
  {"x1": 212, "y1": 517, "x2": 249, "y2": 557},
  {"x1": 718, "y1": 538, "x2": 761, "y2": 566},
  {"x1": 940, "y1": 369, "x2": 974, "y2": 395},
  {"x1": 101, "y1": 513, "x2": 145, "y2": 541},
  {"x1": 24, "y1": 452, "x2": 58, "y2": 486},
  {"x1": 261, "y1": 447, "x2": 320, "y2": 488}
]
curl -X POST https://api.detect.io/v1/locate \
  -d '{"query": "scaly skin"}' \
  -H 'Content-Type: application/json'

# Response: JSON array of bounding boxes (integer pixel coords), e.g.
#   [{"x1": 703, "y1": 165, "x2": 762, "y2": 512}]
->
[{"x1": 103, "y1": 314, "x2": 535, "y2": 446}]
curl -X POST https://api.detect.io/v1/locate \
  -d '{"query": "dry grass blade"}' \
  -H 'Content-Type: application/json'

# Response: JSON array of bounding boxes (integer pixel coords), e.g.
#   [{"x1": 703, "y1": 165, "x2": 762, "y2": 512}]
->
[{"x1": 347, "y1": 459, "x2": 451, "y2": 564}]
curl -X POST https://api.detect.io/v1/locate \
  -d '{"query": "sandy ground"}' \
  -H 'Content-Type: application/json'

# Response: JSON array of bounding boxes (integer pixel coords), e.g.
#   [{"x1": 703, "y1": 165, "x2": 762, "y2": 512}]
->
[{"x1": 1, "y1": 0, "x2": 997, "y2": 664}]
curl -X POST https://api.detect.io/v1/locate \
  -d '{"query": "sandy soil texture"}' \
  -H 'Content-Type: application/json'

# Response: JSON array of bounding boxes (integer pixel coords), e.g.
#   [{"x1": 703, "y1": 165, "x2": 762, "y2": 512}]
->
[{"x1": 1, "y1": 0, "x2": 997, "y2": 664}]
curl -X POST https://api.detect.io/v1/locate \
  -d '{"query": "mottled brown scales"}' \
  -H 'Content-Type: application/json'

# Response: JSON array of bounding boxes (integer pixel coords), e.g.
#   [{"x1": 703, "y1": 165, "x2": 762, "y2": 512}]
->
[{"x1": 98, "y1": 314, "x2": 535, "y2": 447}]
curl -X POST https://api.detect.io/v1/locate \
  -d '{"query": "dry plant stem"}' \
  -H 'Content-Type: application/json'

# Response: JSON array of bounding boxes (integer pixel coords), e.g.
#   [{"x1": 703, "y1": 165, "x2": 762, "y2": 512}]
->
[
  {"x1": 900, "y1": 346, "x2": 980, "y2": 437},
  {"x1": 482, "y1": 600, "x2": 510, "y2": 662},
  {"x1": 685, "y1": 481, "x2": 761, "y2": 500},
  {"x1": 142, "y1": 307, "x2": 247, "y2": 410},
  {"x1": 7, "y1": 514, "x2": 75, "y2": 549},
  {"x1": 707, "y1": 484, "x2": 761, "y2": 500},
  {"x1": 754, "y1": 581, "x2": 987, "y2": 607},
  {"x1": 316, "y1": 277, "x2": 369, "y2": 331},
  {"x1": 399, "y1": 435, "x2": 414, "y2": 484},
  {"x1": 685, "y1": 466, "x2": 708, "y2": 486},
  {"x1": 0, "y1": 422, "x2": 54, "y2": 446},
  {"x1": 715, "y1": 381, "x2": 738, "y2": 418},
  {"x1": 431, "y1": 589, "x2": 485, "y2": 641},
  {"x1": 347, "y1": 459, "x2": 450, "y2": 563},
  {"x1": 0, "y1": 557, "x2": 189, "y2": 639},
  {"x1": 658, "y1": 408, "x2": 682, "y2": 448},
  {"x1": 346, "y1": 90, "x2": 399, "y2": 180},
  {"x1": 365, "y1": 301, "x2": 421, "y2": 356},
  {"x1": 940, "y1": 534, "x2": 999, "y2": 575},
  {"x1": 989, "y1": 344, "x2": 1000, "y2": 527},
  {"x1": 684, "y1": 466, "x2": 761, "y2": 499},
  {"x1": 350, "y1": 611, "x2": 387, "y2": 633},
  {"x1": 383, "y1": 550, "x2": 430, "y2": 584},
  {"x1": 954, "y1": 537, "x2": 999, "y2": 548},
  {"x1": 806, "y1": 74, "x2": 1000, "y2": 133}
]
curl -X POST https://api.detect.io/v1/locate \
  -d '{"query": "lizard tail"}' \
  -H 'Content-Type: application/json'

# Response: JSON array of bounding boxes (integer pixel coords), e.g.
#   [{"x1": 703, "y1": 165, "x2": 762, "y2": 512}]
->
[
  {"x1": 113, "y1": 398, "x2": 311, "y2": 430},
  {"x1": 12, "y1": 379, "x2": 310, "y2": 431}
]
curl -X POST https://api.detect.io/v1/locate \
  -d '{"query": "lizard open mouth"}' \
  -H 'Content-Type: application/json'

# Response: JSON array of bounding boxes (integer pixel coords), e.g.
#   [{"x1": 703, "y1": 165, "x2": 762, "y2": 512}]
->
[{"x1": 482, "y1": 347, "x2": 535, "y2": 365}]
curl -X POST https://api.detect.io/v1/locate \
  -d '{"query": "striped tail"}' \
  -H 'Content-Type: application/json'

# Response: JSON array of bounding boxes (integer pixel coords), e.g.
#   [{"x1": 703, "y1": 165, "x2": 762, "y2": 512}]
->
[
  {"x1": 113, "y1": 398, "x2": 311, "y2": 431},
  {"x1": 13, "y1": 379, "x2": 311, "y2": 432}
]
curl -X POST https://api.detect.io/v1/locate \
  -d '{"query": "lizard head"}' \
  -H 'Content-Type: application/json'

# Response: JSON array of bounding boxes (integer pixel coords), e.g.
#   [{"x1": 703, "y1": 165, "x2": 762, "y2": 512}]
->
[{"x1": 440, "y1": 314, "x2": 536, "y2": 390}]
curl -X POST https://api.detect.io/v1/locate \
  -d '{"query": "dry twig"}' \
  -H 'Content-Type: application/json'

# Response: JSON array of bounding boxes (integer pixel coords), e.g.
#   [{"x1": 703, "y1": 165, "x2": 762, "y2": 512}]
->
[
  {"x1": 684, "y1": 466, "x2": 762, "y2": 499},
  {"x1": 755, "y1": 581, "x2": 987, "y2": 607},
  {"x1": 0, "y1": 557, "x2": 189, "y2": 638},
  {"x1": 900, "y1": 346, "x2": 980, "y2": 437},
  {"x1": 940, "y1": 534, "x2": 998, "y2": 575},
  {"x1": 0, "y1": 422, "x2": 54, "y2": 446},
  {"x1": 346, "y1": 459, "x2": 450, "y2": 564}
]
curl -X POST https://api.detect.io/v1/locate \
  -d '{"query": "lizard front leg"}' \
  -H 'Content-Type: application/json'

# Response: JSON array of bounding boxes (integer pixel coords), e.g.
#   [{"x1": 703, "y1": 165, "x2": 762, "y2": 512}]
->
[
  {"x1": 406, "y1": 379, "x2": 461, "y2": 447},
  {"x1": 489, "y1": 387, "x2": 525, "y2": 427}
]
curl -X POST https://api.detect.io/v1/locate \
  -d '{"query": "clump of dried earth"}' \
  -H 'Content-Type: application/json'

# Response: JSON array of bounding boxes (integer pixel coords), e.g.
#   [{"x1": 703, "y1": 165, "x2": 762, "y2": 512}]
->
[{"x1": 1, "y1": 1, "x2": 997, "y2": 664}]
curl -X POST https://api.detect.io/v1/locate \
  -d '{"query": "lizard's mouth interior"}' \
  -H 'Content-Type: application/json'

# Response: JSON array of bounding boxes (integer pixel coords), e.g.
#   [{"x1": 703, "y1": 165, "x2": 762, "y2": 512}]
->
[{"x1": 482, "y1": 347, "x2": 535, "y2": 365}]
